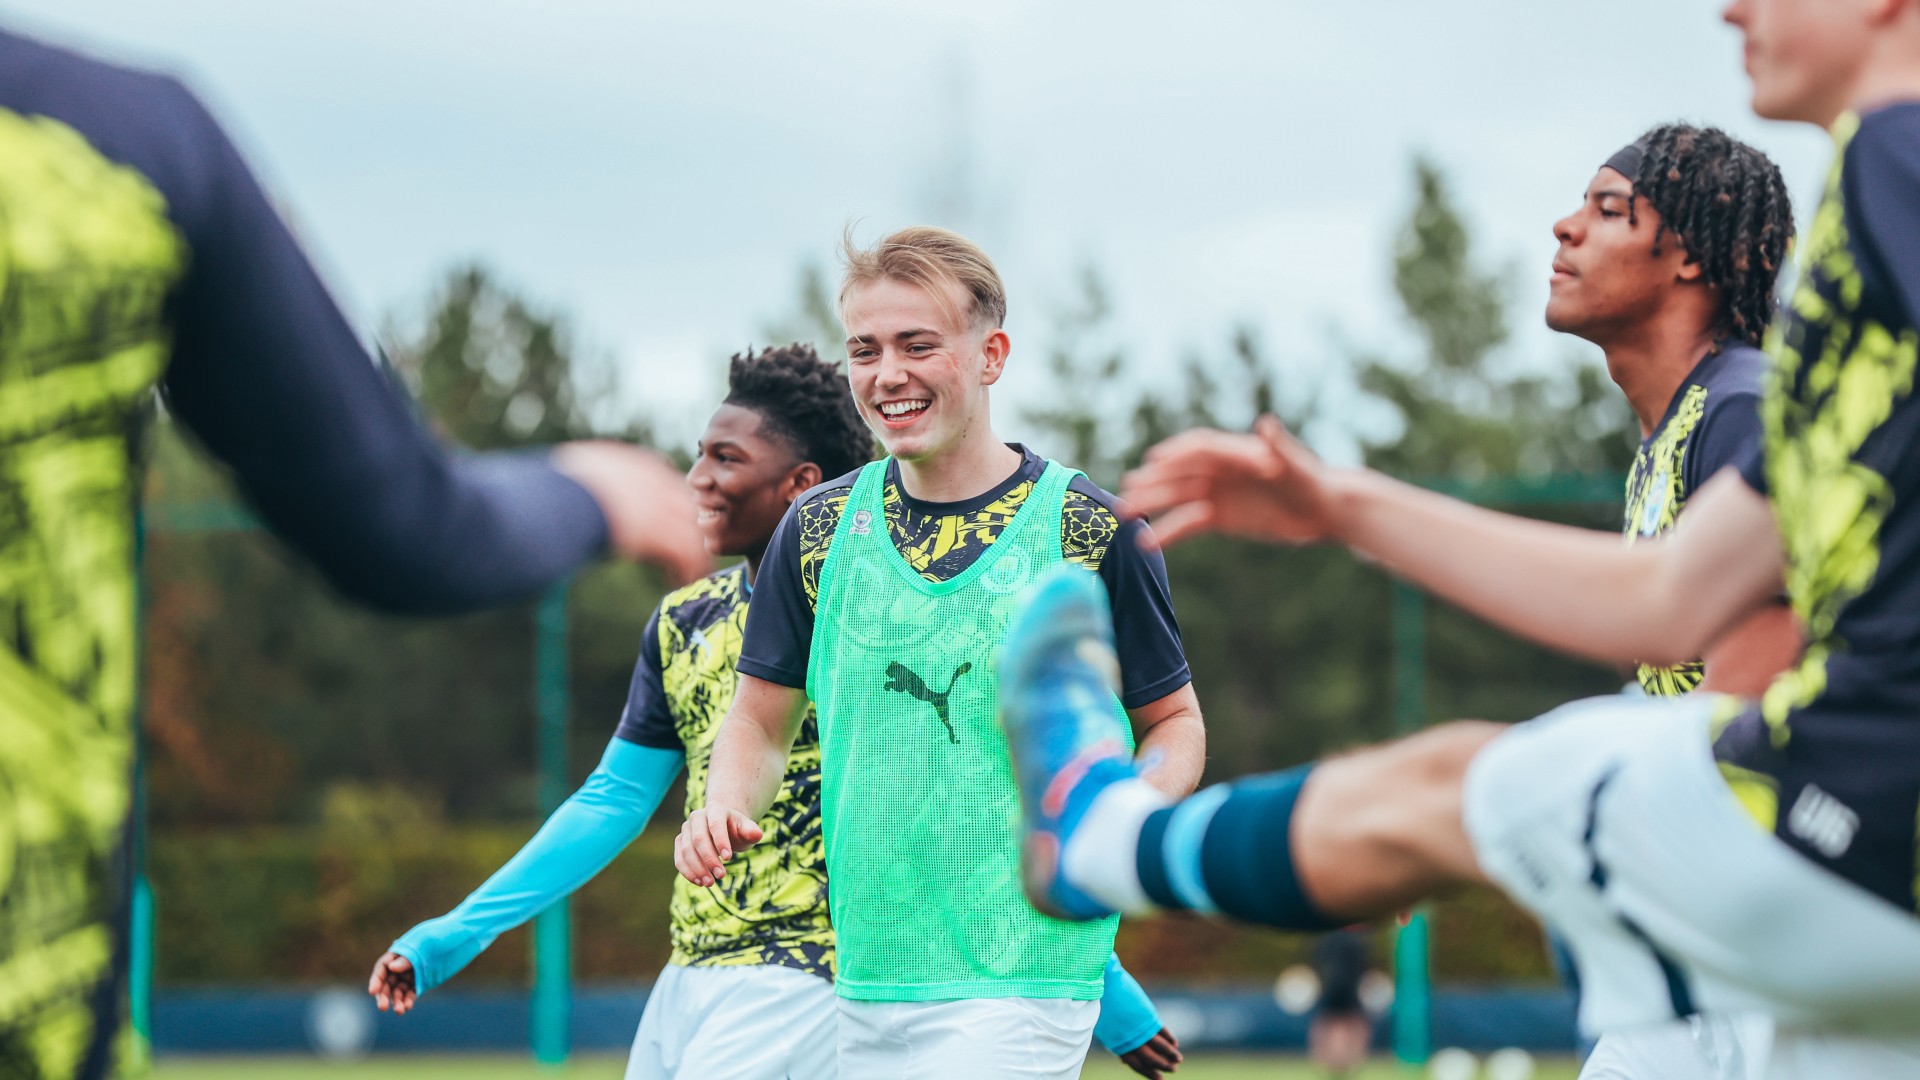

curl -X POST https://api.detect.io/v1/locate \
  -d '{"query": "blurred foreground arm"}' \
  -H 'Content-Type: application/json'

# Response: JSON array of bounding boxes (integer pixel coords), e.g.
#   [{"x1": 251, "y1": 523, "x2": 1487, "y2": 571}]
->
[
  {"x1": 674, "y1": 675, "x2": 809, "y2": 887},
  {"x1": 369, "y1": 738, "x2": 684, "y2": 1014},
  {"x1": 157, "y1": 82, "x2": 707, "y2": 612},
  {"x1": 1698, "y1": 601, "x2": 1802, "y2": 696},
  {"x1": 1121, "y1": 417, "x2": 1785, "y2": 670}
]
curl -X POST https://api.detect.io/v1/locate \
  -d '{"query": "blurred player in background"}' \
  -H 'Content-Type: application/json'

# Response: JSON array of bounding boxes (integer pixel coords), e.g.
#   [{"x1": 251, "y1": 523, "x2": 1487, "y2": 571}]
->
[
  {"x1": 369, "y1": 345, "x2": 871, "y2": 1079},
  {"x1": 1306, "y1": 929, "x2": 1371, "y2": 1079},
  {"x1": 1000, "y1": 0, "x2": 1920, "y2": 1074},
  {"x1": 678, "y1": 227, "x2": 1197, "y2": 1079},
  {"x1": 0, "y1": 26, "x2": 708, "y2": 1080}
]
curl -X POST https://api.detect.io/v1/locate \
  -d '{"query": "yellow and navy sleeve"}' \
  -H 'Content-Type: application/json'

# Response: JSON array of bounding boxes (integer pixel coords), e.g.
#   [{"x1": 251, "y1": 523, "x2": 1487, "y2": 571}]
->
[
  {"x1": 1065, "y1": 473, "x2": 1191, "y2": 708},
  {"x1": 1681, "y1": 364, "x2": 1766, "y2": 497},
  {"x1": 613, "y1": 607, "x2": 679, "y2": 750},
  {"x1": 0, "y1": 31, "x2": 609, "y2": 615},
  {"x1": 0, "y1": 29, "x2": 617, "y2": 1079},
  {"x1": 1850, "y1": 107, "x2": 1920, "y2": 328},
  {"x1": 1712, "y1": 103, "x2": 1920, "y2": 914},
  {"x1": 736, "y1": 470, "x2": 859, "y2": 690}
]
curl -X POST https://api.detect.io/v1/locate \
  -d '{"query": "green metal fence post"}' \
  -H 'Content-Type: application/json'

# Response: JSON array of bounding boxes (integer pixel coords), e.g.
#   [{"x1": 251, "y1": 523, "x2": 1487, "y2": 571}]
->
[
  {"x1": 131, "y1": 513, "x2": 154, "y2": 1061},
  {"x1": 1390, "y1": 580, "x2": 1432, "y2": 1067},
  {"x1": 531, "y1": 582, "x2": 572, "y2": 1067},
  {"x1": 1393, "y1": 907, "x2": 1432, "y2": 1066}
]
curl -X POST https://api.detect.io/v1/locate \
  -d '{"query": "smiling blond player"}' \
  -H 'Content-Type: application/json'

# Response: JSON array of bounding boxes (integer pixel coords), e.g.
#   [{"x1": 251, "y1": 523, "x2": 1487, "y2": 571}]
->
[{"x1": 677, "y1": 228, "x2": 1200, "y2": 1079}]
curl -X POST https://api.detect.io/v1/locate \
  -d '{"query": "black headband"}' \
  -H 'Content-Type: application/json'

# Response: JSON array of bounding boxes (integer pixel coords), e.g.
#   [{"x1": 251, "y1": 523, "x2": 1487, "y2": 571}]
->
[{"x1": 1603, "y1": 139, "x2": 1648, "y2": 183}]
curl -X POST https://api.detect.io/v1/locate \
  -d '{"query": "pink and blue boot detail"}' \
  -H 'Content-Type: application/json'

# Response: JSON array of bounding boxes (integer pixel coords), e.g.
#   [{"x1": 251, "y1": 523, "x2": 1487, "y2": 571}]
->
[{"x1": 998, "y1": 565, "x2": 1141, "y2": 921}]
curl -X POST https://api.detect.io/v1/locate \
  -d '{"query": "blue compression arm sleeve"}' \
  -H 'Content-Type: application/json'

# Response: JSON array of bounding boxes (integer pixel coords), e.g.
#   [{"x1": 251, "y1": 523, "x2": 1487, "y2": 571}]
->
[
  {"x1": 1095, "y1": 952, "x2": 1163, "y2": 1056},
  {"x1": 389, "y1": 739, "x2": 684, "y2": 993}
]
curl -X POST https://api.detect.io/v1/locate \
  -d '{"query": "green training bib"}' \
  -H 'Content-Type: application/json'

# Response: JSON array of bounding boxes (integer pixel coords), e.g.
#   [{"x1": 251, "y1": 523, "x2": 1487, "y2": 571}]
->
[{"x1": 807, "y1": 458, "x2": 1124, "y2": 1001}]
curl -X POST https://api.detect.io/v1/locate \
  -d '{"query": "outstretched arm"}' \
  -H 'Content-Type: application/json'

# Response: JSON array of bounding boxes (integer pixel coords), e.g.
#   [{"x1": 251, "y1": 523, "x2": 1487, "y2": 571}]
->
[
  {"x1": 368, "y1": 738, "x2": 683, "y2": 1013},
  {"x1": 675, "y1": 675, "x2": 810, "y2": 887},
  {"x1": 1097, "y1": 952, "x2": 1183, "y2": 1078},
  {"x1": 1699, "y1": 601, "x2": 1801, "y2": 696},
  {"x1": 157, "y1": 80, "x2": 707, "y2": 612},
  {"x1": 1121, "y1": 418, "x2": 1785, "y2": 670}
]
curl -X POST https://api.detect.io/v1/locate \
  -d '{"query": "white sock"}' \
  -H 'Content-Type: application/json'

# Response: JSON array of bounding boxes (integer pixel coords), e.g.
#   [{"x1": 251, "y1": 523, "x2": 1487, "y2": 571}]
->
[{"x1": 1061, "y1": 779, "x2": 1168, "y2": 915}]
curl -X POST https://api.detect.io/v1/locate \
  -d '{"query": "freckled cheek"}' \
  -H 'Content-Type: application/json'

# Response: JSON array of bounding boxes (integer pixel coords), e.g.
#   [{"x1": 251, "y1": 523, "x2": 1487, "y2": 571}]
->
[{"x1": 921, "y1": 356, "x2": 968, "y2": 397}]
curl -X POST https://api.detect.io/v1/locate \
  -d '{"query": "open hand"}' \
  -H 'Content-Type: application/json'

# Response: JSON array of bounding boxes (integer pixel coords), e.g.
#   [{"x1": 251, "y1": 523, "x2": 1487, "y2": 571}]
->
[
  {"x1": 367, "y1": 951, "x2": 418, "y2": 1016},
  {"x1": 1120, "y1": 1027, "x2": 1183, "y2": 1078},
  {"x1": 674, "y1": 805, "x2": 765, "y2": 887},
  {"x1": 1120, "y1": 416, "x2": 1342, "y2": 550},
  {"x1": 552, "y1": 441, "x2": 713, "y2": 585}
]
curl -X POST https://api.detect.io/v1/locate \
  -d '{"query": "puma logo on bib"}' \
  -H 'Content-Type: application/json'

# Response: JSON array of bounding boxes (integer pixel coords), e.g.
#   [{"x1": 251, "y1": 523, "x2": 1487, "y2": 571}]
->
[{"x1": 883, "y1": 661, "x2": 972, "y2": 744}]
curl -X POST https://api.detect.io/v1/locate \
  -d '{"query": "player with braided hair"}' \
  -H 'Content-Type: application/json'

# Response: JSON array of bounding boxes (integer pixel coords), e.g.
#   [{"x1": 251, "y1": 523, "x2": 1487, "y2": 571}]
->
[
  {"x1": 1544, "y1": 123, "x2": 1798, "y2": 1078},
  {"x1": 1549, "y1": 122, "x2": 1799, "y2": 703},
  {"x1": 1611, "y1": 124, "x2": 1794, "y2": 350}
]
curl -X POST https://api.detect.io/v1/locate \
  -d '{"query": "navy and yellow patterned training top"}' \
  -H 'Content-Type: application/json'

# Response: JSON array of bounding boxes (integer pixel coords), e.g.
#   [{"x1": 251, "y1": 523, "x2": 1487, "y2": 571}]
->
[
  {"x1": 0, "y1": 30, "x2": 608, "y2": 1078},
  {"x1": 738, "y1": 445, "x2": 1191, "y2": 711},
  {"x1": 1717, "y1": 103, "x2": 1920, "y2": 914},
  {"x1": 616, "y1": 565, "x2": 833, "y2": 978},
  {"x1": 1620, "y1": 342, "x2": 1767, "y2": 696}
]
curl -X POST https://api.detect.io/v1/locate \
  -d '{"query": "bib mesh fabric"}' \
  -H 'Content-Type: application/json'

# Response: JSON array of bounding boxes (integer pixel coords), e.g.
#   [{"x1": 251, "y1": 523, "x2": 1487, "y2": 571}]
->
[{"x1": 808, "y1": 458, "x2": 1126, "y2": 1001}]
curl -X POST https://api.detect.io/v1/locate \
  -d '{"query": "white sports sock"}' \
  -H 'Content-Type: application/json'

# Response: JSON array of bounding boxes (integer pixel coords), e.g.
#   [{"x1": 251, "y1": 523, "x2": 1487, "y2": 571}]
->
[{"x1": 1061, "y1": 779, "x2": 1168, "y2": 915}]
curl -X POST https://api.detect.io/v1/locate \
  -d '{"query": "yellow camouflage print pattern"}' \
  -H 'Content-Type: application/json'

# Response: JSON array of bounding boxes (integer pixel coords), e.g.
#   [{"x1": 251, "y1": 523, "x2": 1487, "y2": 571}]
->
[
  {"x1": 1708, "y1": 695, "x2": 1780, "y2": 832},
  {"x1": 1623, "y1": 384, "x2": 1709, "y2": 697},
  {"x1": 658, "y1": 567, "x2": 832, "y2": 977},
  {"x1": 0, "y1": 109, "x2": 184, "y2": 1078},
  {"x1": 1758, "y1": 113, "x2": 1920, "y2": 748},
  {"x1": 799, "y1": 475, "x2": 1117, "y2": 606}
]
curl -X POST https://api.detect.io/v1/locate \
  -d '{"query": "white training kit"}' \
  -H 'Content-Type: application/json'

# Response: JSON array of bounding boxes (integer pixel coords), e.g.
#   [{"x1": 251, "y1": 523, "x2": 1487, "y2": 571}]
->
[
  {"x1": 835, "y1": 996, "x2": 1099, "y2": 1079},
  {"x1": 1465, "y1": 695, "x2": 1920, "y2": 1079},
  {"x1": 625, "y1": 963, "x2": 837, "y2": 1080}
]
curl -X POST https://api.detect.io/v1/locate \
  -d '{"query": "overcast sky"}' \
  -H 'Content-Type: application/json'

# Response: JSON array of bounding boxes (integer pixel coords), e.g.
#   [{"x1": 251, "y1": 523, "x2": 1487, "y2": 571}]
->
[{"x1": 7, "y1": 1, "x2": 1835, "y2": 455}]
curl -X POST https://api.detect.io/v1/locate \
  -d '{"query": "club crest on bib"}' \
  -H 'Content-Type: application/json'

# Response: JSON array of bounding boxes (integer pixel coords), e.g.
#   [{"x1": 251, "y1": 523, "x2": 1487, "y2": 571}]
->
[
  {"x1": 980, "y1": 547, "x2": 1033, "y2": 594},
  {"x1": 851, "y1": 509, "x2": 874, "y2": 535}
]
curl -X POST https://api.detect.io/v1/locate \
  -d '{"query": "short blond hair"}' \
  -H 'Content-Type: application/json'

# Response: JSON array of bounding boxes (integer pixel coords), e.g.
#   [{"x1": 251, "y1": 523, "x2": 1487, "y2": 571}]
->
[{"x1": 838, "y1": 225, "x2": 1007, "y2": 332}]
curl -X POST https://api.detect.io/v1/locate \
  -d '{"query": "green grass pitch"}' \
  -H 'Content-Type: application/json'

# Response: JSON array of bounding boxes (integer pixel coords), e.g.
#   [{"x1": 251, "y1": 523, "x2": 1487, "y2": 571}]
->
[{"x1": 154, "y1": 1052, "x2": 1583, "y2": 1078}]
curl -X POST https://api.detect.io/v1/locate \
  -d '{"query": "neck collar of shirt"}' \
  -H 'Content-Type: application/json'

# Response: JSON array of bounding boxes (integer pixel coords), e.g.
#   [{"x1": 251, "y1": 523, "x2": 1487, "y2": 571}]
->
[{"x1": 882, "y1": 444, "x2": 1045, "y2": 517}]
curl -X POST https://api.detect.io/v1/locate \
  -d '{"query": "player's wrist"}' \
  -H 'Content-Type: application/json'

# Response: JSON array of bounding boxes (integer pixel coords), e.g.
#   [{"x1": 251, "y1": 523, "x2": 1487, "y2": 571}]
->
[
  {"x1": 700, "y1": 797, "x2": 761, "y2": 829},
  {"x1": 1322, "y1": 467, "x2": 1380, "y2": 548}
]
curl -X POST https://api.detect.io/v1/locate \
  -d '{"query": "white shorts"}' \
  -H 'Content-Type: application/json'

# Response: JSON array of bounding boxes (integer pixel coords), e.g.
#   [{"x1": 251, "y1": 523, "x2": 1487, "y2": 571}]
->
[
  {"x1": 835, "y1": 996, "x2": 1098, "y2": 1080},
  {"x1": 1580, "y1": 1015, "x2": 1920, "y2": 1080},
  {"x1": 626, "y1": 963, "x2": 837, "y2": 1080},
  {"x1": 1579, "y1": 1014, "x2": 1772, "y2": 1080},
  {"x1": 1464, "y1": 695, "x2": 1920, "y2": 1050}
]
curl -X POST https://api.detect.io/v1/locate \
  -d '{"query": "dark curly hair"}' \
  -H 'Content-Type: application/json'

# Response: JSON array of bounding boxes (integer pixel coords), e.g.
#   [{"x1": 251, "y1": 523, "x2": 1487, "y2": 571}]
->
[
  {"x1": 1622, "y1": 123, "x2": 1794, "y2": 347},
  {"x1": 724, "y1": 343, "x2": 874, "y2": 480}
]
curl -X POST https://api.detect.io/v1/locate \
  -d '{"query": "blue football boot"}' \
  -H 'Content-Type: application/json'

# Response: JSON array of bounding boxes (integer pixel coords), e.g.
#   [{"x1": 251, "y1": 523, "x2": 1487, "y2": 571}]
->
[{"x1": 998, "y1": 565, "x2": 1140, "y2": 921}]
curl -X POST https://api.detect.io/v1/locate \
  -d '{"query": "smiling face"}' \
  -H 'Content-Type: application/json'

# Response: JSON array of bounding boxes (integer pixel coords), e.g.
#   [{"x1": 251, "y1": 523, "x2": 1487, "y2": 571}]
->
[
  {"x1": 1723, "y1": 0, "x2": 1876, "y2": 125},
  {"x1": 841, "y1": 275, "x2": 1010, "y2": 464},
  {"x1": 1545, "y1": 168, "x2": 1702, "y2": 344},
  {"x1": 686, "y1": 403, "x2": 815, "y2": 561}
]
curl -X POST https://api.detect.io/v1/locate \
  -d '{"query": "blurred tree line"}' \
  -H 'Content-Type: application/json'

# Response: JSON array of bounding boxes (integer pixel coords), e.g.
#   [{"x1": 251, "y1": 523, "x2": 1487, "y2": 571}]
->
[{"x1": 142, "y1": 160, "x2": 1636, "y2": 982}]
